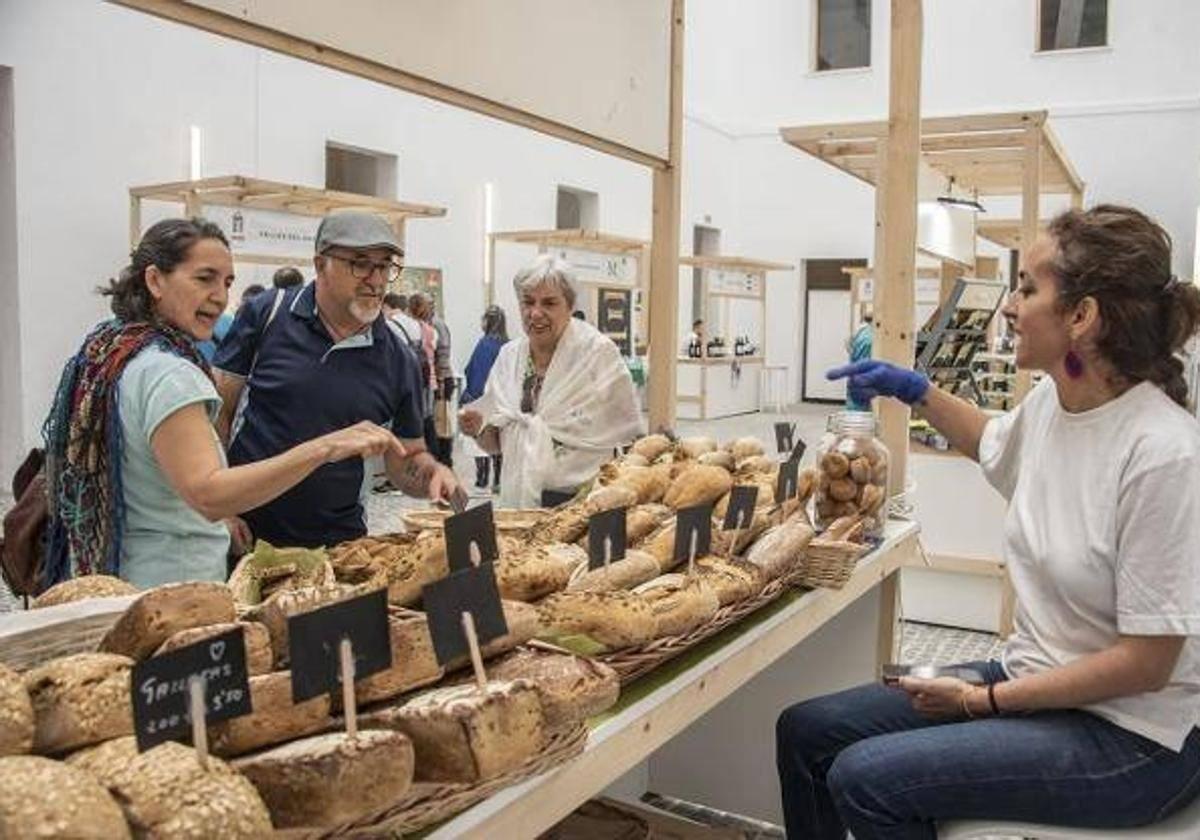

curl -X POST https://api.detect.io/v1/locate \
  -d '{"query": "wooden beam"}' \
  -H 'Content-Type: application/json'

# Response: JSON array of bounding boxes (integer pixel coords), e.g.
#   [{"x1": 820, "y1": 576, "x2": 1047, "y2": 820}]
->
[
  {"x1": 647, "y1": 0, "x2": 684, "y2": 432},
  {"x1": 939, "y1": 260, "x2": 959, "y2": 305},
  {"x1": 128, "y1": 194, "x2": 141, "y2": 249},
  {"x1": 1014, "y1": 124, "x2": 1043, "y2": 402},
  {"x1": 112, "y1": 0, "x2": 667, "y2": 171},
  {"x1": 782, "y1": 111, "x2": 1045, "y2": 147},
  {"x1": 872, "y1": 0, "x2": 923, "y2": 501},
  {"x1": 1041, "y1": 121, "x2": 1086, "y2": 196}
]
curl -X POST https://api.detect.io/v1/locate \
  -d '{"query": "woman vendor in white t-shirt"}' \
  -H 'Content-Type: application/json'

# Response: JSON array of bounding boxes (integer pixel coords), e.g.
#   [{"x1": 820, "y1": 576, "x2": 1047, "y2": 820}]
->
[{"x1": 778, "y1": 204, "x2": 1200, "y2": 839}]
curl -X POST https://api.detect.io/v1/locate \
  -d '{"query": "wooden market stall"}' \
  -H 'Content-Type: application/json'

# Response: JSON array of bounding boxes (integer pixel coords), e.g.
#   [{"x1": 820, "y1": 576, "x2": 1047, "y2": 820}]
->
[
  {"x1": 128, "y1": 174, "x2": 447, "y2": 257},
  {"x1": 487, "y1": 228, "x2": 650, "y2": 356},
  {"x1": 677, "y1": 255, "x2": 792, "y2": 419}
]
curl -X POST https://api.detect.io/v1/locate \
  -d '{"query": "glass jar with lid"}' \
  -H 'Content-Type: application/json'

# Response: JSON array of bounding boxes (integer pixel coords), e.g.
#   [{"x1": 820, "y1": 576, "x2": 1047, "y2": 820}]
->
[{"x1": 813, "y1": 410, "x2": 889, "y2": 539}]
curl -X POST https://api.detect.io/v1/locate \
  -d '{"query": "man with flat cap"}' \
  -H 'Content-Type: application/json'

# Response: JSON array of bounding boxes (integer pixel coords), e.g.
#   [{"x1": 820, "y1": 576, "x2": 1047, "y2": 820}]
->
[{"x1": 214, "y1": 211, "x2": 458, "y2": 549}]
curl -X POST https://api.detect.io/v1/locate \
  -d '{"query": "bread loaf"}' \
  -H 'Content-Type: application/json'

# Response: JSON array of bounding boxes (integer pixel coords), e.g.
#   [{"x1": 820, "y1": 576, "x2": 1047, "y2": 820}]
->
[
  {"x1": 233, "y1": 730, "x2": 414, "y2": 829},
  {"x1": 710, "y1": 509, "x2": 770, "y2": 556},
  {"x1": 0, "y1": 755, "x2": 130, "y2": 838},
  {"x1": 726, "y1": 436, "x2": 766, "y2": 461},
  {"x1": 603, "y1": 464, "x2": 672, "y2": 505},
  {"x1": 697, "y1": 450, "x2": 736, "y2": 471},
  {"x1": 745, "y1": 513, "x2": 815, "y2": 579},
  {"x1": 626, "y1": 504, "x2": 673, "y2": 545},
  {"x1": 585, "y1": 483, "x2": 639, "y2": 511},
  {"x1": 630, "y1": 434, "x2": 672, "y2": 462},
  {"x1": 361, "y1": 681, "x2": 544, "y2": 783},
  {"x1": 634, "y1": 575, "x2": 720, "y2": 638},
  {"x1": 154, "y1": 621, "x2": 274, "y2": 676},
  {"x1": 31, "y1": 575, "x2": 137, "y2": 608},
  {"x1": 695, "y1": 557, "x2": 766, "y2": 605},
  {"x1": 566, "y1": 550, "x2": 661, "y2": 593},
  {"x1": 662, "y1": 465, "x2": 733, "y2": 510},
  {"x1": 537, "y1": 591, "x2": 656, "y2": 649},
  {"x1": 495, "y1": 543, "x2": 586, "y2": 601},
  {"x1": 209, "y1": 670, "x2": 332, "y2": 757},
  {"x1": 487, "y1": 649, "x2": 619, "y2": 729},
  {"x1": 677, "y1": 436, "x2": 718, "y2": 459},
  {"x1": 99, "y1": 582, "x2": 235, "y2": 660},
  {"x1": 248, "y1": 583, "x2": 361, "y2": 665},
  {"x1": 377, "y1": 530, "x2": 450, "y2": 605},
  {"x1": 351, "y1": 612, "x2": 443, "y2": 706},
  {"x1": 24, "y1": 653, "x2": 134, "y2": 754},
  {"x1": 735, "y1": 455, "x2": 775, "y2": 475},
  {"x1": 641, "y1": 521, "x2": 677, "y2": 572},
  {"x1": 68, "y1": 736, "x2": 272, "y2": 838},
  {"x1": 0, "y1": 663, "x2": 33, "y2": 756}
]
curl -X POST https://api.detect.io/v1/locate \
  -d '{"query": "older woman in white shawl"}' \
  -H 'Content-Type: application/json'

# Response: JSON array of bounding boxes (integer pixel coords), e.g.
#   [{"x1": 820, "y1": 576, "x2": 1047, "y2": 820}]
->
[{"x1": 459, "y1": 255, "x2": 642, "y2": 508}]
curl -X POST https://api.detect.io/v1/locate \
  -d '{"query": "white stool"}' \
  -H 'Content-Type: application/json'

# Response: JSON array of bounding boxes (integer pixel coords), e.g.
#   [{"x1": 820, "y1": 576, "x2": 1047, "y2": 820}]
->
[
  {"x1": 939, "y1": 789, "x2": 1200, "y2": 840},
  {"x1": 760, "y1": 364, "x2": 789, "y2": 414}
]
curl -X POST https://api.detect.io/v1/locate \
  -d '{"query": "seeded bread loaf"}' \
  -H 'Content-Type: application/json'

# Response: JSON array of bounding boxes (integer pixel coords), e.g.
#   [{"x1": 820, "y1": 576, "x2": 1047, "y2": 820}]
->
[
  {"x1": 154, "y1": 621, "x2": 274, "y2": 676},
  {"x1": 745, "y1": 513, "x2": 815, "y2": 580},
  {"x1": 361, "y1": 680, "x2": 544, "y2": 783},
  {"x1": 68, "y1": 736, "x2": 272, "y2": 838},
  {"x1": 348, "y1": 613, "x2": 443, "y2": 707},
  {"x1": 487, "y1": 649, "x2": 618, "y2": 729},
  {"x1": 24, "y1": 653, "x2": 134, "y2": 754},
  {"x1": 99, "y1": 582, "x2": 235, "y2": 661},
  {"x1": 0, "y1": 755, "x2": 130, "y2": 838},
  {"x1": 663, "y1": 465, "x2": 734, "y2": 511},
  {"x1": 565, "y1": 550, "x2": 661, "y2": 593},
  {"x1": 626, "y1": 504, "x2": 674, "y2": 545},
  {"x1": 495, "y1": 543, "x2": 587, "y2": 602},
  {"x1": 630, "y1": 434, "x2": 672, "y2": 462},
  {"x1": 537, "y1": 590, "x2": 657, "y2": 649},
  {"x1": 31, "y1": 575, "x2": 138, "y2": 608},
  {"x1": 0, "y1": 663, "x2": 33, "y2": 756},
  {"x1": 233, "y1": 729, "x2": 414, "y2": 829},
  {"x1": 695, "y1": 556, "x2": 766, "y2": 605},
  {"x1": 209, "y1": 670, "x2": 332, "y2": 757},
  {"x1": 634, "y1": 575, "x2": 720, "y2": 638},
  {"x1": 248, "y1": 583, "x2": 360, "y2": 665}
]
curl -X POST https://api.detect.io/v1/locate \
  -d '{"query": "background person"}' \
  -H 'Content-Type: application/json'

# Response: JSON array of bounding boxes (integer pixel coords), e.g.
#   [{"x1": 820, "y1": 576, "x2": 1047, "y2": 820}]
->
[
  {"x1": 777, "y1": 205, "x2": 1200, "y2": 839},
  {"x1": 461, "y1": 305, "x2": 509, "y2": 493},
  {"x1": 42, "y1": 218, "x2": 402, "y2": 589},
  {"x1": 214, "y1": 212, "x2": 457, "y2": 549},
  {"x1": 459, "y1": 255, "x2": 641, "y2": 508},
  {"x1": 271, "y1": 266, "x2": 304, "y2": 289}
]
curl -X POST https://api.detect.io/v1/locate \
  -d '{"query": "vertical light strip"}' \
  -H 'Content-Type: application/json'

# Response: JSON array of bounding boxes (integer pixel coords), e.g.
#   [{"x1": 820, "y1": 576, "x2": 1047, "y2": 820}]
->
[
  {"x1": 189, "y1": 125, "x2": 202, "y2": 180},
  {"x1": 482, "y1": 182, "x2": 495, "y2": 290}
]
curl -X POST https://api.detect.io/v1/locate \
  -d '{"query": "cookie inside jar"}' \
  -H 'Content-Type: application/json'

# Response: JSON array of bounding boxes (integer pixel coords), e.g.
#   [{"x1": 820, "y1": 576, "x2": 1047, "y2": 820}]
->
[{"x1": 813, "y1": 411, "x2": 889, "y2": 538}]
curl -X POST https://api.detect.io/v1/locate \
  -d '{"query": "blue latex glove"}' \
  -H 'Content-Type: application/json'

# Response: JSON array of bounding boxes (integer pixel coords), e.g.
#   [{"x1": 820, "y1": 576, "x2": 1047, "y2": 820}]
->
[{"x1": 826, "y1": 360, "x2": 930, "y2": 406}]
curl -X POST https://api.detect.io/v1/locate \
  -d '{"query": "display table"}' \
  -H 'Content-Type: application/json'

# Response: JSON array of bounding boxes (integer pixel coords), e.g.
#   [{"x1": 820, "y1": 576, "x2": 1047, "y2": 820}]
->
[
  {"x1": 677, "y1": 356, "x2": 763, "y2": 419},
  {"x1": 428, "y1": 520, "x2": 921, "y2": 838}
]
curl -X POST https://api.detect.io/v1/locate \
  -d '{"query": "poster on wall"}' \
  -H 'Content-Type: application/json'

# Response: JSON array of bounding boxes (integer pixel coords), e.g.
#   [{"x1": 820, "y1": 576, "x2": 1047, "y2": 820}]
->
[
  {"x1": 554, "y1": 248, "x2": 638, "y2": 286},
  {"x1": 707, "y1": 270, "x2": 761, "y2": 296},
  {"x1": 598, "y1": 288, "x2": 632, "y2": 356},
  {"x1": 203, "y1": 207, "x2": 318, "y2": 260},
  {"x1": 389, "y1": 267, "x2": 445, "y2": 316}
]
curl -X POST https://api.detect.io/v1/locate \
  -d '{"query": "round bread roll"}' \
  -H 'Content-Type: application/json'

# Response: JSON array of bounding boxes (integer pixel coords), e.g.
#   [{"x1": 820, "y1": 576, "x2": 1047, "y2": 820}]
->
[
  {"x1": 68, "y1": 736, "x2": 272, "y2": 838},
  {"x1": 24, "y1": 652, "x2": 134, "y2": 754},
  {"x1": 0, "y1": 755, "x2": 130, "y2": 838},
  {"x1": 32, "y1": 575, "x2": 137, "y2": 609},
  {"x1": 233, "y1": 730, "x2": 414, "y2": 829},
  {"x1": 0, "y1": 663, "x2": 33, "y2": 756},
  {"x1": 630, "y1": 434, "x2": 673, "y2": 462},
  {"x1": 677, "y1": 436, "x2": 718, "y2": 459},
  {"x1": 538, "y1": 591, "x2": 657, "y2": 649},
  {"x1": 697, "y1": 450, "x2": 736, "y2": 471},
  {"x1": 726, "y1": 436, "x2": 766, "y2": 461}
]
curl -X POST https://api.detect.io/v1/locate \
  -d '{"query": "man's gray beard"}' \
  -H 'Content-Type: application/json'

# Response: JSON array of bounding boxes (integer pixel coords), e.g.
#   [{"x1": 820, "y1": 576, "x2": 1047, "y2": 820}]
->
[{"x1": 349, "y1": 299, "x2": 382, "y2": 325}]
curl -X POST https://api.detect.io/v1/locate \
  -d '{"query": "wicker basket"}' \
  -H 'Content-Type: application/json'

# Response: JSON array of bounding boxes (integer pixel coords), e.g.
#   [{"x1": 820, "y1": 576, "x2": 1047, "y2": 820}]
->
[
  {"x1": 0, "y1": 595, "x2": 135, "y2": 671},
  {"x1": 278, "y1": 723, "x2": 589, "y2": 838},
  {"x1": 796, "y1": 539, "x2": 865, "y2": 590}
]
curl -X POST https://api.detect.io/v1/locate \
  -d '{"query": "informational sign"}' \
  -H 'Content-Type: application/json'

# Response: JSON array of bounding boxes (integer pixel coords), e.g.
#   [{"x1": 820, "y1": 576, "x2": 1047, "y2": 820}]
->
[
  {"x1": 774, "y1": 422, "x2": 796, "y2": 455},
  {"x1": 599, "y1": 287, "x2": 633, "y2": 355},
  {"x1": 288, "y1": 589, "x2": 392, "y2": 703},
  {"x1": 588, "y1": 506, "x2": 628, "y2": 570},
  {"x1": 555, "y1": 248, "x2": 639, "y2": 286},
  {"x1": 131, "y1": 628, "x2": 252, "y2": 752},
  {"x1": 423, "y1": 564, "x2": 510, "y2": 666},
  {"x1": 204, "y1": 207, "x2": 317, "y2": 260},
  {"x1": 707, "y1": 270, "x2": 761, "y2": 296},
  {"x1": 790, "y1": 438, "x2": 808, "y2": 464},
  {"x1": 673, "y1": 503, "x2": 714, "y2": 565},
  {"x1": 445, "y1": 503, "x2": 500, "y2": 573},
  {"x1": 722, "y1": 485, "x2": 759, "y2": 532}
]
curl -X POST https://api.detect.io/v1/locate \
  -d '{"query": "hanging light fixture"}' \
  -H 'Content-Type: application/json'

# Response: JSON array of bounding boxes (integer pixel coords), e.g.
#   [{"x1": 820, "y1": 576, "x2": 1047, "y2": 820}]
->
[{"x1": 937, "y1": 176, "x2": 986, "y2": 213}]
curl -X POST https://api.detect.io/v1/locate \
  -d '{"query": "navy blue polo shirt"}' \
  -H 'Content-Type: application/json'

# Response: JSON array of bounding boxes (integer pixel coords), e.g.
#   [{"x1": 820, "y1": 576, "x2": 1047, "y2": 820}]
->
[{"x1": 214, "y1": 283, "x2": 424, "y2": 548}]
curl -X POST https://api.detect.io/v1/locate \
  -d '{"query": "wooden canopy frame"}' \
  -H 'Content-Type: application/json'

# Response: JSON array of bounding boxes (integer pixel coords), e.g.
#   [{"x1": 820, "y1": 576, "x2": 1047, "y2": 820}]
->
[
  {"x1": 115, "y1": 0, "x2": 686, "y2": 431},
  {"x1": 487, "y1": 229, "x2": 651, "y2": 297},
  {"x1": 128, "y1": 174, "x2": 447, "y2": 263}
]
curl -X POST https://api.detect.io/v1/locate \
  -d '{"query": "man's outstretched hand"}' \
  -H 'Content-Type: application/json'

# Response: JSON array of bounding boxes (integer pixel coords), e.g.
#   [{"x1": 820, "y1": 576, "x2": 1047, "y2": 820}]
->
[{"x1": 826, "y1": 360, "x2": 930, "y2": 407}]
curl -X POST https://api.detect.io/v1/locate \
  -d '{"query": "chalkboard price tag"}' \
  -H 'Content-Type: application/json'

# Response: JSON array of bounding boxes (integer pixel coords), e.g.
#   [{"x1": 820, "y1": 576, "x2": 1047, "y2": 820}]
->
[
  {"x1": 288, "y1": 588, "x2": 391, "y2": 704},
  {"x1": 423, "y1": 564, "x2": 509, "y2": 666},
  {"x1": 131, "y1": 627, "x2": 251, "y2": 752},
  {"x1": 673, "y1": 503, "x2": 714, "y2": 566},
  {"x1": 774, "y1": 422, "x2": 796, "y2": 454},
  {"x1": 790, "y1": 437, "x2": 808, "y2": 464},
  {"x1": 776, "y1": 456, "x2": 801, "y2": 503},
  {"x1": 588, "y1": 506, "x2": 628, "y2": 570},
  {"x1": 722, "y1": 485, "x2": 759, "y2": 531},
  {"x1": 445, "y1": 502, "x2": 500, "y2": 573}
]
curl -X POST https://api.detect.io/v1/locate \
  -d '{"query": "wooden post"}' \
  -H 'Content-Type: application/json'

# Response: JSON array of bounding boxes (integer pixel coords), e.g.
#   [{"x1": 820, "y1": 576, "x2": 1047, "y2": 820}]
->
[
  {"x1": 129, "y1": 194, "x2": 141, "y2": 249},
  {"x1": 938, "y1": 260, "x2": 958, "y2": 305},
  {"x1": 647, "y1": 0, "x2": 684, "y2": 433},
  {"x1": 183, "y1": 190, "x2": 202, "y2": 218},
  {"x1": 876, "y1": 570, "x2": 902, "y2": 669},
  {"x1": 1013, "y1": 124, "x2": 1042, "y2": 402},
  {"x1": 872, "y1": 0, "x2": 923, "y2": 501}
]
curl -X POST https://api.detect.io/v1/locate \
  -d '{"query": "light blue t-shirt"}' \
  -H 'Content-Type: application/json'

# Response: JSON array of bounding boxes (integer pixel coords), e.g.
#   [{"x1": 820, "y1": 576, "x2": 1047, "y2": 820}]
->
[{"x1": 117, "y1": 347, "x2": 230, "y2": 587}]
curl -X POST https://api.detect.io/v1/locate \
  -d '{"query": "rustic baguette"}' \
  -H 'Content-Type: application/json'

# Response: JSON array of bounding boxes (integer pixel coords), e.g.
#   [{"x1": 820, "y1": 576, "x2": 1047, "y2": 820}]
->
[
  {"x1": 565, "y1": 550, "x2": 661, "y2": 593},
  {"x1": 537, "y1": 590, "x2": 657, "y2": 649}
]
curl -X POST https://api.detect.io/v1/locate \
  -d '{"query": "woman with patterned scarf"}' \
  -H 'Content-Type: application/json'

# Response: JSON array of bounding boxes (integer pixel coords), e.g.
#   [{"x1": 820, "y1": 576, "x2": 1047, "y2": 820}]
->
[{"x1": 43, "y1": 218, "x2": 405, "y2": 588}]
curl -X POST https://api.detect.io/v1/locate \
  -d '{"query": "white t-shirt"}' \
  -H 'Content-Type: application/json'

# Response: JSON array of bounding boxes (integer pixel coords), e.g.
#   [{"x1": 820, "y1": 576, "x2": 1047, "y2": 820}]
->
[{"x1": 980, "y1": 378, "x2": 1200, "y2": 750}]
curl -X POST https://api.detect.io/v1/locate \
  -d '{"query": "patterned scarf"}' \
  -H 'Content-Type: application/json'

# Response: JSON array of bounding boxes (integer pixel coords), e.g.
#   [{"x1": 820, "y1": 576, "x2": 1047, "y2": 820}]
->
[{"x1": 42, "y1": 319, "x2": 212, "y2": 585}]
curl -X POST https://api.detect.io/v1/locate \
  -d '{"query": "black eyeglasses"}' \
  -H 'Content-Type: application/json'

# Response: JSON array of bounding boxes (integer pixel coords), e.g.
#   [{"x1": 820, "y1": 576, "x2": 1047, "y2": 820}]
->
[{"x1": 324, "y1": 252, "x2": 403, "y2": 282}]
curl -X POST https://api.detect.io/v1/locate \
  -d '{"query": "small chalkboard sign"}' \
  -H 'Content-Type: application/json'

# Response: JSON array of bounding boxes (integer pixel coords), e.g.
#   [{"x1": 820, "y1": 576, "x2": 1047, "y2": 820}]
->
[
  {"x1": 774, "y1": 422, "x2": 796, "y2": 454},
  {"x1": 790, "y1": 437, "x2": 808, "y2": 464},
  {"x1": 588, "y1": 506, "x2": 628, "y2": 570},
  {"x1": 445, "y1": 502, "x2": 499, "y2": 573},
  {"x1": 722, "y1": 485, "x2": 759, "y2": 532},
  {"x1": 422, "y1": 565, "x2": 509, "y2": 666},
  {"x1": 541, "y1": 488, "x2": 576, "y2": 508},
  {"x1": 288, "y1": 589, "x2": 391, "y2": 704},
  {"x1": 776, "y1": 456, "x2": 801, "y2": 503},
  {"x1": 131, "y1": 627, "x2": 251, "y2": 752},
  {"x1": 673, "y1": 503, "x2": 714, "y2": 565}
]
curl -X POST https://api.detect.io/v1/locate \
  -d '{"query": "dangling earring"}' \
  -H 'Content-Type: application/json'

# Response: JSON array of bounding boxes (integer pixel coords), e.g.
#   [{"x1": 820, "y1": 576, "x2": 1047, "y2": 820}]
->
[{"x1": 1064, "y1": 343, "x2": 1085, "y2": 379}]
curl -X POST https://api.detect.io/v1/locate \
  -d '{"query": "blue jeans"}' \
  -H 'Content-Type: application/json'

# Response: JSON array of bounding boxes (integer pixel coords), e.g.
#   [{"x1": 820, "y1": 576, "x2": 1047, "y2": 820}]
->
[{"x1": 775, "y1": 661, "x2": 1200, "y2": 839}]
